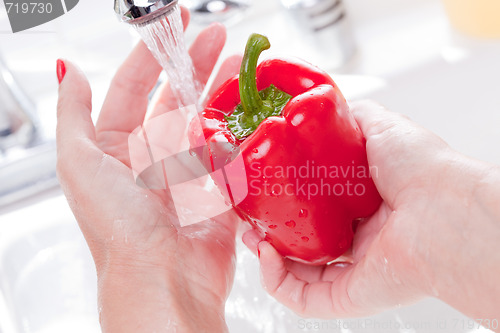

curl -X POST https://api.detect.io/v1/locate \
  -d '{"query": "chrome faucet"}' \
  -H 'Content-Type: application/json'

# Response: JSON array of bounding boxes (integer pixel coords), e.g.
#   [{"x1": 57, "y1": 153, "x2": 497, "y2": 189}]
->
[
  {"x1": 0, "y1": 55, "x2": 38, "y2": 153},
  {"x1": 281, "y1": 0, "x2": 356, "y2": 69},
  {"x1": 114, "y1": 0, "x2": 179, "y2": 24},
  {"x1": 0, "y1": 55, "x2": 57, "y2": 208}
]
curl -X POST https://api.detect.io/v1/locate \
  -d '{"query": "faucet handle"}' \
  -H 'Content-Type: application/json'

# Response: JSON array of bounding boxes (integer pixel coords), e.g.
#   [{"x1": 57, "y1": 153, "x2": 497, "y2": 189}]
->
[
  {"x1": 114, "y1": 0, "x2": 179, "y2": 24},
  {"x1": 281, "y1": 0, "x2": 356, "y2": 70}
]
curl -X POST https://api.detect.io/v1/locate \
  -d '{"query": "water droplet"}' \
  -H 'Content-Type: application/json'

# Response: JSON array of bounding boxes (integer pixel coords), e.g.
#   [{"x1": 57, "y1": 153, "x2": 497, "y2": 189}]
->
[
  {"x1": 301, "y1": 236, "x2": 309, "y2": 242},
  {"x1": 299, "y1": 209, "x2": 308, "y2": 218},
  {"x1": 269, "y1": 224, "x2": 278, "y2": 229},
  {"x1": 252, "y1": 148, "x2": 259, "y2": 154},
  {"x1": 189, "y1": 149, "x2": 197, "y2": 157},
  {"x1": 285, "y1": 220, "x2": 296, "y2": 228}
]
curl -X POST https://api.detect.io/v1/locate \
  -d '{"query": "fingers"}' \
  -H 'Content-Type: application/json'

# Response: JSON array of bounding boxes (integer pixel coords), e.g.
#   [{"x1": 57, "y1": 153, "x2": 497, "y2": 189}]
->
[
  {"x1": 242, "y1": 229, "x2": 261, "y2": 256},
  {"x1": 253, "y1": 233, "x2": 407, "y2": 318},
  {"x1": 56, "y1": 60, "x2": 105, "y2": 193},
  {"x1": 257, "y1": 241, "x2": 344, "y2": 318},
  {"x1": 257, "y1": 239, "x2": 373, "y2": 318},
  {"x1": 180, "y1": 6, "x2": 190, "y2": 28},
  {"x1": 96, "y1": 8, "x2": 190, "y2": 134},
  {"x1": 190, "y1": 22, "x2": 227, "y2": 86},
  {"x1": 204, "y1": 54, "x2": 242, "y2": 104},
  {"x1": 56, "y1": 60, "x2": 104, "y2": 203},
  {"x1": 56, "y1": 60, "x2": 95, "y2": 143},
  {"x1": 257, "y1": 241, "x2": 330, "y2": 317},
  {"x1": 240, "y1": 211, "x2": 395, "y2": 317},
  {"x1": 350, "y1": 100, "x2": 444, "y2": 153},
  {"x1": 351, "y1": 100, "x2": 450, "y2": 204},
  {"x1": 350, "y1": 100, "x2": 404, "y2": 139},
  {"x1": 257, "y1": 241, "x2": 290, "y2": 295},
  {"x1": 243, "y1": 234, "x2": 303, "y2": 299},
  {"x1": 96, "y1": 41, "x2": 162, "y2": 133},
  {"x1": 243, "y1": 229, "x2": 334, "y2": 283},
  {"x1": 351, "y1": 202, "x2": 391, "y2": 261}
]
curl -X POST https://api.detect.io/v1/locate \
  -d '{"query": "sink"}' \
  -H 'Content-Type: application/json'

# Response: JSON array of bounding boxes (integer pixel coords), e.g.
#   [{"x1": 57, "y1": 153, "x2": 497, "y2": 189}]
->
[
  {"x1": 1, "y1": 0, "x2": 499, "y2": 331},
  {"x1": 0, "y1": 195, "x2": 100, "y2": 333},
  {"x1": 0, "y1": 195, "x2": 481, "y2": 333}
]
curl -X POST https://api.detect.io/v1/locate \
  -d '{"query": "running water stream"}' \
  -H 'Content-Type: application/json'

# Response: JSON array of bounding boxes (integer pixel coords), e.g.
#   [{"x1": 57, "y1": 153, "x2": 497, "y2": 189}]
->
[{"x1": 133, "y1": 5, "x2": 202, "y2": 109}]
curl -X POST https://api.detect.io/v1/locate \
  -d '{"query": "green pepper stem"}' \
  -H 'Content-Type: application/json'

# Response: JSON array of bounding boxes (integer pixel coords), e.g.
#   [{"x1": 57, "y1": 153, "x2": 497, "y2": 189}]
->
[
  {"x1": 239, "y1": 33, "x2": 270, "y2": 117},
  {"x1": 225, "y1": 34, "x2": 291, "y2": 139}
]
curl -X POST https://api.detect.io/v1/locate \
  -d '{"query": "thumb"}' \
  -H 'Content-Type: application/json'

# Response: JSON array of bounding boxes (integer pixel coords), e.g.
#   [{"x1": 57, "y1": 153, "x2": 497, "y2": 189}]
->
[
  {"x1": 350, "y1": 100, "x2": 449, "y2": 205},
  {"x1": 56, "y1": 59, "x2": 95, "y2": 144},
  {"x1": 56, "y1": 59, "x2": 102, "y2": 200}
]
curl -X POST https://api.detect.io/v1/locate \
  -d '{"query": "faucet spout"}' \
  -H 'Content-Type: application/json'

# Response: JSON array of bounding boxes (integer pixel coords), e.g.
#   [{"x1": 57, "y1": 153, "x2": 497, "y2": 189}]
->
[{"x1": 114, "y1": 0, "x2": 179, "y2": 24}]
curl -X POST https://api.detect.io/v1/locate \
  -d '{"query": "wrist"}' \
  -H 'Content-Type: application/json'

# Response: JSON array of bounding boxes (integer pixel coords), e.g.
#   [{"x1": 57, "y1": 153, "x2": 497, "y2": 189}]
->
[
  {"x1": 428, "y1": 153, "x2": 500, "y2": 319},
  {"x1": 97, "y1": 264, "x2": 228, "y2": 333}
]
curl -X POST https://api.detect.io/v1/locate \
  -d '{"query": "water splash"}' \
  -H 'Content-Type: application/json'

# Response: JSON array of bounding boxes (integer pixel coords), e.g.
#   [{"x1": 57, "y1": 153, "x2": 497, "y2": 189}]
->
[
  {"x1": 133, "y1": 5, "x2": 202, "y2": 109},
  {"x1": 226, "y1": 242, "x2": 293, "y2": 333}
]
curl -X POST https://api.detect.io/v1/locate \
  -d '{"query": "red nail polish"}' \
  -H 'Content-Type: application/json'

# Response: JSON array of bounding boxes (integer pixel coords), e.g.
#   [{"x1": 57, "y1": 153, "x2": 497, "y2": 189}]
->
[{"x1": 56, "y1": 59, "x2": 66, "y2": 84}]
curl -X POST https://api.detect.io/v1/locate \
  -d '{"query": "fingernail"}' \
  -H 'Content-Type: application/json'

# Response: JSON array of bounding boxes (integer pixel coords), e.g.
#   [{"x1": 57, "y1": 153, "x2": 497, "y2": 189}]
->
[{"x1": 56, "y1": 59, "x2": 66, "y2": 84}]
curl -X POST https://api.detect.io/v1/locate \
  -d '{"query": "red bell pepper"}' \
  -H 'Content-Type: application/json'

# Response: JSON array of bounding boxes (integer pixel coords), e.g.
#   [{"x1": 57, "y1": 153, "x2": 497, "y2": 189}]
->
[{"x1": 190, "y1": 34, "x2": 381, "y2": 265}]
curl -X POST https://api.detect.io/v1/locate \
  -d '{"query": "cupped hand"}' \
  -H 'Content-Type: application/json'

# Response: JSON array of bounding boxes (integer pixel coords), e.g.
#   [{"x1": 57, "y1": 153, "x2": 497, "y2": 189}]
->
[
  {"x1": 57, "y1": 11, "x2": 242, "y2": 332},
  {"x1": 243, "y1": 100, "x2": 500, "y2": 320}
]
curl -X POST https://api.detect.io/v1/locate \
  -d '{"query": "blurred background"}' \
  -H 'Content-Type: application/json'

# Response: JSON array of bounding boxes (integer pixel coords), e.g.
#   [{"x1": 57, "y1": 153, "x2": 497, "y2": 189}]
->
[{"x1": 0, "y1": 0, "x2": 499, "y2": 332}]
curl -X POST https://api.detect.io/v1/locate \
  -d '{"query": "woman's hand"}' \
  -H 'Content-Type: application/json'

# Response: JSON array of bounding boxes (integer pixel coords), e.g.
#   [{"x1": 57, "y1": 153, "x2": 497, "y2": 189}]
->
[
  {"x1": 56, "y1": 11, "x2": 242, "y2": 332},
  {"x1": 243, "y1": 101, "x2": 500, "y2": 321}
]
